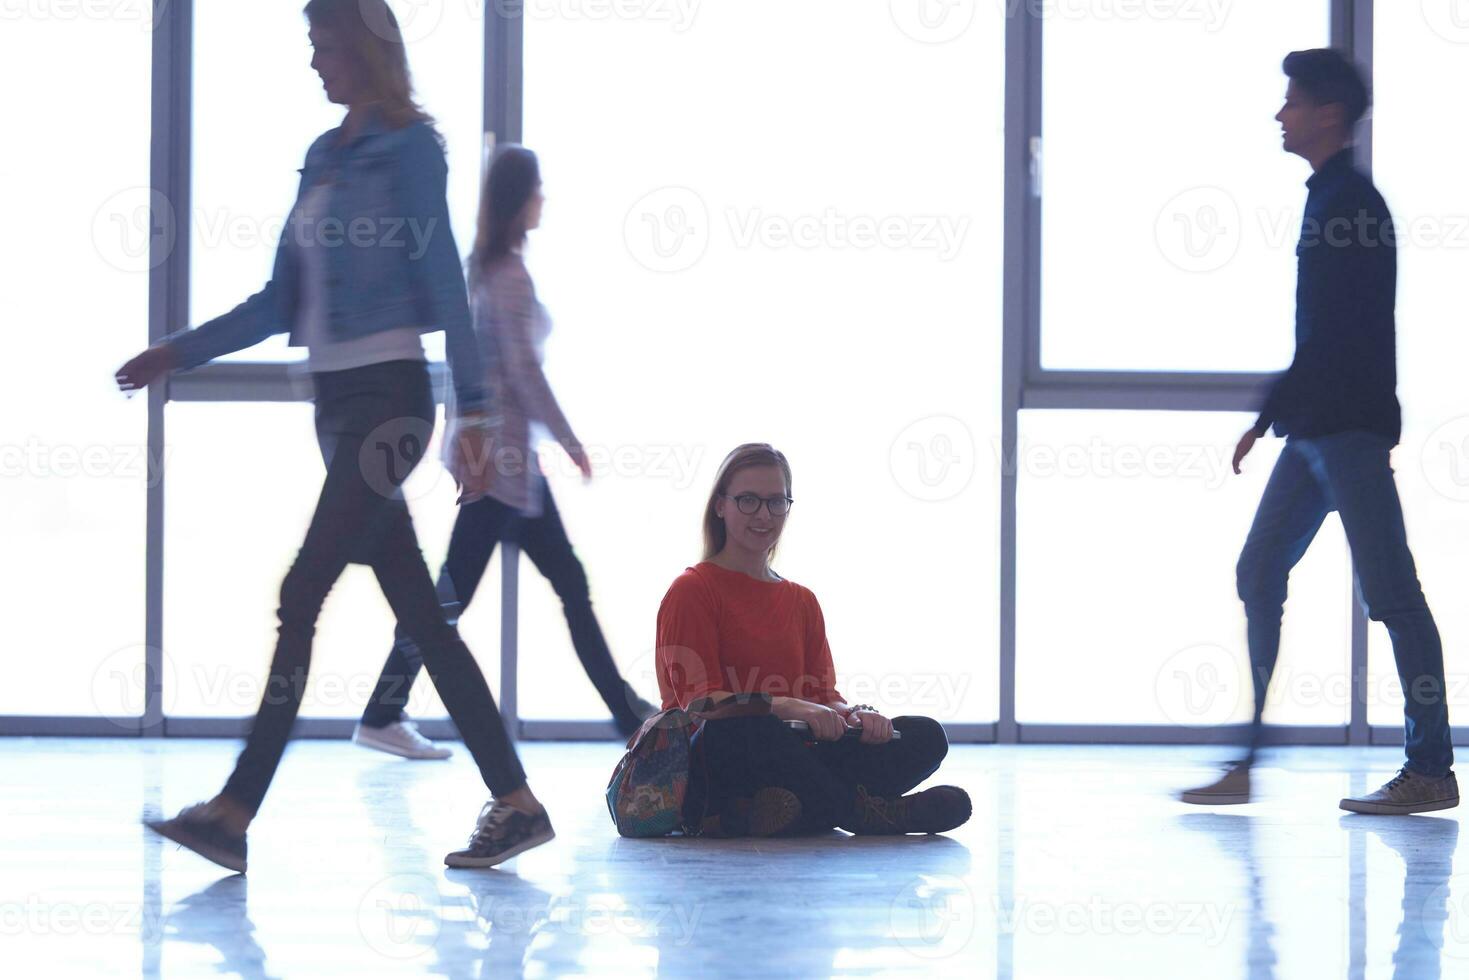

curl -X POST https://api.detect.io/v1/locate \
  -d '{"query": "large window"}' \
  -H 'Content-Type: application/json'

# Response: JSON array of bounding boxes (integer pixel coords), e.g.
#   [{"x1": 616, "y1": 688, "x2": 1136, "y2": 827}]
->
[
  {"x1": 10, "y1": 0, "x2": 1422, "y2": 744},
  {"x1": 1, "y1": 15, "x2": 151, "y2": 719},
  {"x1": 163, "y1": 403, "x2": 492, "y2": 719},
  {"x1": 1017, "y1": 411, "x2": 1351, "y2": 726},
  {"x1": 1366, "y1": 3, "x2": 1469, "y2": 729},
  {"x1": 517, "y1": 0, "x2": 1005, "y2": 723},
  {"x1": 1040, "y1": 2, "x2": 1327, "y2": 371}
]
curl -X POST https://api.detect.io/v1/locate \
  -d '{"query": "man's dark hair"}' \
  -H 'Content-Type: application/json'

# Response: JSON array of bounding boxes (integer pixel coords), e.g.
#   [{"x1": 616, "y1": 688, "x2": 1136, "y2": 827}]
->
[{"x1": 1283, "y1": 48, "x2": 1370, "y2": 129}]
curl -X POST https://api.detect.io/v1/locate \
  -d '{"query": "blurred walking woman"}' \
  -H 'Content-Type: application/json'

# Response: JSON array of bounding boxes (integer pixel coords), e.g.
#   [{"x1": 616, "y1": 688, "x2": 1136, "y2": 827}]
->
[
  {"x1": 352, "y1": 145, "x2": 656, "y2": 759},
  {"x1": 119, "y1": 0, "x2": 553, "y2": 871}
]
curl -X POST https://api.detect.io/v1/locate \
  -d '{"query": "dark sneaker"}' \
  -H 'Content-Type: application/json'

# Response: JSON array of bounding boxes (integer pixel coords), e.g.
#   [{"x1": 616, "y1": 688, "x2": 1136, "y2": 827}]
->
[
  {"x1": 1340, "y1": 768, "x2": 1459, "y2": 815},
  {"x1": 146, "y1": 801, "x2": 248, "y2": 874},
  {"x1": 845, "y1": 785, "x2": 972, "y2": 835},
  {"x1": 1180, "y1": 760, "x2": 1251, "y2": 805},
  {"x1": 444, "y1": 800, "x2": 555, "y2": 868}
]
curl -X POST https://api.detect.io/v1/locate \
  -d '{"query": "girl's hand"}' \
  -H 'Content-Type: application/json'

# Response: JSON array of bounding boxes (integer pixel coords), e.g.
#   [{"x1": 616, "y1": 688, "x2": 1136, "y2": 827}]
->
[
  {"x1": 1233, "y1": 429, "x2": 1258, "y2": 475},
  {"x1": 566, "y1": 441, "x2": 592, "y2": 482},
  {"x1": 116, "y1": 344, "x2": 178, "y2": 394},
  {"x1": 800, "y1": 702, "x2": 847, "y2": 742},
  {"x1": 849, "y1": 709, "x2": 894, "y2": 745},
  {"x1": 449, "y1": 414, "x2": 493, "y2": 504}
]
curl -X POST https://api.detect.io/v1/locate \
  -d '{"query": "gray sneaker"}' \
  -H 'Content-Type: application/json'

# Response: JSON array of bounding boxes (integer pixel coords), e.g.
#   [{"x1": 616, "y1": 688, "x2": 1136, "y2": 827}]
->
[
  {"x1": 1179, "y1": 760, "x2": 1251, "y2": 805},
  {"x1": 1340, "y1": 768, "x2": 1459, "y2": 815},
  {"x1": 146, "y1": 801, "x2": 248, "y2": 874},
  {"x1": 445, "y1": 800, "x2": 555, "y2": 868}
]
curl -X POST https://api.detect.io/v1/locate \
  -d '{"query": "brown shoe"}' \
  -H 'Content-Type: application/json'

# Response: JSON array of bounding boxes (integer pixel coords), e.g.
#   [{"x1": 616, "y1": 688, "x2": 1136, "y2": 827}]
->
[
  {"x1": 1340, "y1": 768, "x2": 1459, "y2": 815},
  {"x1": 748, "y1": 787, "x2": 802, "y2": 836},
  {"x1": 844, "y1": 785, "x2": 972, "y2": 835},
  {"x1": 1180, "y1": 761, "x2": 1251, "y2": 805},
  {"x1": 697, "y1": 787, "x2": 803, "y2": 837}
]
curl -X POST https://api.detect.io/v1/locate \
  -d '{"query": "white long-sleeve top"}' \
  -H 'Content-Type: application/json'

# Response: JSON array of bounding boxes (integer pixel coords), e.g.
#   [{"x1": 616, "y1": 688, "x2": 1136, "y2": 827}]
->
[{"x1": 448, "y1": 254, "x2": 577, "y2": 517}]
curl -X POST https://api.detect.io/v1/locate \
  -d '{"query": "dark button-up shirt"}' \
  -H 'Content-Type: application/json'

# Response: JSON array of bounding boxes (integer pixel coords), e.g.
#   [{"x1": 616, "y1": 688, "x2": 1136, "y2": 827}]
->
[{"x1": 1253, "y1": 148, "x2": 1401, "y2": 444}]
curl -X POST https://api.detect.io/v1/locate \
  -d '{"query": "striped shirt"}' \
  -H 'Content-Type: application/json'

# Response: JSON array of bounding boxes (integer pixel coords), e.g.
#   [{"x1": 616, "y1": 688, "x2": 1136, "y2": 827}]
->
[{"x1": 451, "y1": 254, "x2": 578, "y2": 516}]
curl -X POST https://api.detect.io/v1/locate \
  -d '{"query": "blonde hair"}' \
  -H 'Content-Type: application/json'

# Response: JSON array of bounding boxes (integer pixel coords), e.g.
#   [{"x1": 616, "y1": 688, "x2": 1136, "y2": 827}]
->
[
  {"x1": 303, "y1": 0, "x2": 436, "y2": 133},
  {"x1": 701, "y1": 444, "x2": 793, "y2": 560}
]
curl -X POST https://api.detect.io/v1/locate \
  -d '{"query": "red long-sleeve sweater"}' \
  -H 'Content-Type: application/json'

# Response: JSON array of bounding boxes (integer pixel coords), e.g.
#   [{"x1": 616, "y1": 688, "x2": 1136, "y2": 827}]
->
[{"x1": 655, "y1": 562, "x2": 844, "y2": 711}]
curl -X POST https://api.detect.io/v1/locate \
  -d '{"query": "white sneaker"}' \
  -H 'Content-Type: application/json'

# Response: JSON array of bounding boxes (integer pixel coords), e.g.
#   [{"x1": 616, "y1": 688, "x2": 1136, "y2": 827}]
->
[{"x1": 353, "y1": 720, "x2": 452, "y2": 760}]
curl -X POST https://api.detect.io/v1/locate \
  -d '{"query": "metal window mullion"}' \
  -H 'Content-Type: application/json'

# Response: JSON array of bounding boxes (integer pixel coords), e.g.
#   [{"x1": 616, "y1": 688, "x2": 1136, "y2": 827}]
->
[
  {"x1": 146, "y1": 0, "x2": 192, "y2": 737},
  {"x1": 999, "y1": 5, "x2": 1042, "y2": 743},
  {"x1": 1334, "y1": 0, "x2": 1374, "y2": 745},
  {"x1": 488, "y1": 1, "x2": 524, "y2": 147},
  {"x1": 487, "y1": 2, "x2": 526, "y2": 736}
]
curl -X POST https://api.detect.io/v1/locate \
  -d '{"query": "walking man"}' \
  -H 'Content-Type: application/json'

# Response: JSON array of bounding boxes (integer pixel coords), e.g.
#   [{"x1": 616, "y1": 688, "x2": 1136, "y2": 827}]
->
[{"x1": 1182, "y1": 49, "x2": 1455, "y2": 813}]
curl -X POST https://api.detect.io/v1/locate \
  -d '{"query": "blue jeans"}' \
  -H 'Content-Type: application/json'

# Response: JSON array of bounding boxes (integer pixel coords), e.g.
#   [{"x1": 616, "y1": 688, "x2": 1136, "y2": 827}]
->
[{"x1": 1237, "y1": 430, "x2": 1453, "y2": 777}]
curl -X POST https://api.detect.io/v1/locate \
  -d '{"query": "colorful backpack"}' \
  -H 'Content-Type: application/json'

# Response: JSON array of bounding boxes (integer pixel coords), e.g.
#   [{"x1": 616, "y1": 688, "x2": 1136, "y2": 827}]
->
[
  {"x1": 604, "y1": 708, "x2": 696, "y2": 838},
  {"x1": 604, "y1": 693, "x2": 773, "y2": 838}
]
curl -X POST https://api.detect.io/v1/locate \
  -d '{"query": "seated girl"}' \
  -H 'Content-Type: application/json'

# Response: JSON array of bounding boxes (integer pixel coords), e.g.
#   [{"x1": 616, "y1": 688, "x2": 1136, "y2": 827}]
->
[{"x1": 655, "y1": 443, "x2": 972, "y2": 837}]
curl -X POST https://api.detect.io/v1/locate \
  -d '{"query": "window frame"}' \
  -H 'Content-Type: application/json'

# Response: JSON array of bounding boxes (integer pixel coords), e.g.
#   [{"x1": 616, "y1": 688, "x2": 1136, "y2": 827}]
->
[{"x1": 5, "y1": 0, "x2": 1428, "y2": 751}]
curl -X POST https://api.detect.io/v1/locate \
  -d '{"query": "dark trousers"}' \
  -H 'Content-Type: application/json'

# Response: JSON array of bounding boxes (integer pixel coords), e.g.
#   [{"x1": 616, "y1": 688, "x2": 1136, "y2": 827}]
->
[
  {"x1": 686, "y1": 714, "x2": 949, "y2": 834},
  {"x1": 220, "y1": 360, "x2": 527, "y2": 814},
  {"x1": 1238, "y1": 431, "x2": 1453, "y2": 777},
  {"x1": 359, "y1": 482, "x2": 642, "y2": 733}
]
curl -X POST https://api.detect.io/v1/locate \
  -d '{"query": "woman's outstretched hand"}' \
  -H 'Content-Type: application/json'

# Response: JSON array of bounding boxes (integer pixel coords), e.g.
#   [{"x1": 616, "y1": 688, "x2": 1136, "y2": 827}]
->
[
  {"x1": 566, "y1": 440, "x2": 592, "y2": 483},
  {"x1": 1233, "y1": 429, "x2": 1258, "y2": 475},
  {"x1": 115, "y1": 345, "x2": 178, "y2": 394},
  {"x1": 448, "y1": 413, "x2": 494, "y2": 504},
  {"x1": 848, "y1": 709, "x2": 894, "y2": 745}
]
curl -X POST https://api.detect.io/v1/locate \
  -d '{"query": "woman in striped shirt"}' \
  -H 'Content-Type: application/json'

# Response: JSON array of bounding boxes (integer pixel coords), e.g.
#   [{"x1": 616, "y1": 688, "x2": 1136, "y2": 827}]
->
[{"x1": 354, "y1": 145, "x2": 656, "y2": 761}]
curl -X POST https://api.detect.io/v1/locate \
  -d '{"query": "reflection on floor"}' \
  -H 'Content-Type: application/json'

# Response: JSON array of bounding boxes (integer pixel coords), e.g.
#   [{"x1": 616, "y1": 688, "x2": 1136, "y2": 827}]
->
[{"x1": 0, "y1": 740, "x2": 1463, "y2": 978}]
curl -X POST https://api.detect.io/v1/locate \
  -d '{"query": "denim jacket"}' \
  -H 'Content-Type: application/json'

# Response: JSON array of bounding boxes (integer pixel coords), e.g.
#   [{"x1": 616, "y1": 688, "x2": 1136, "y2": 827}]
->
[{"x1": 164, "y1": 110, "x2": 488, "y2": 412}]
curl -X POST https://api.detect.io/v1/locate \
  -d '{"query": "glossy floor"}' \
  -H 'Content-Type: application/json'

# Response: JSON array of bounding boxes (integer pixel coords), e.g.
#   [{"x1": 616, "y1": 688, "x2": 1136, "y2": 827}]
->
[{"x1": 1, "y1": 739, "x2": 1462, "y2": 978}]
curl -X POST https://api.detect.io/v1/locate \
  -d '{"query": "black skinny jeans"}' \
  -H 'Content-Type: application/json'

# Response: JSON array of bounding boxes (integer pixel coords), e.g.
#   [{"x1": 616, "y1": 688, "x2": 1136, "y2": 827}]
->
[
  {"x1": 220, "y1": 360, "x2": 527, "y2": 814},
  {"x1": 359, "y1": 484, "x2": 642, "y2": 733},
  {"x1": 686, "y1": 713, "x2": 950, "y2": 834}
]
